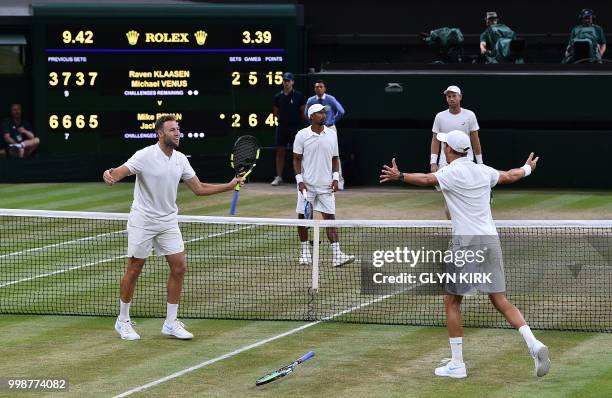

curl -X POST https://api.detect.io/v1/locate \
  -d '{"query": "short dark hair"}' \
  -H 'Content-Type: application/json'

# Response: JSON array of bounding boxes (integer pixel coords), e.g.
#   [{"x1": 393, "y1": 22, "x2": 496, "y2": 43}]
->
[
  {"x1": 315, "y1": 80, "x2": 326, "y2": 86},
  {"x1": 155, "y1": 114, "x2": 176, "y2": 132}
]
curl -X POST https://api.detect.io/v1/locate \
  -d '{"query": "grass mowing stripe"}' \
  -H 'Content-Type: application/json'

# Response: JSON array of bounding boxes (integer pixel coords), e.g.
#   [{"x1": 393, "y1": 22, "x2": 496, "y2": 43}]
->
[
  {"x1": 157, "y1": 324, "x2": 431, "y2": 398},
  {"x1": 0, "y1": 255, "x2": 126, "y2": 288},
  {"x1": 112, "y1": 321, "x2": 321, "y2": 398},
  {"x1": 487, "y1": 333, "x2": 612, "y2": 398},
  {"x1": 114, "y1": 285, "x2": 418, "y2": 397},
  {"x1": 41, "y1": 190, "x2": 135, "y2": 211},
  {"x1": 0, "y1": 186, "x2": 99, "y2": 207},
  {"x1": 0, "y1": 229, "x2": 126, "y2": 259},
  {"x1": 558, "y1": 195, "x2": 612, "y2": 211},
  {"x1": 0, "y1": 225, "x2": 253, "y2": 289}
]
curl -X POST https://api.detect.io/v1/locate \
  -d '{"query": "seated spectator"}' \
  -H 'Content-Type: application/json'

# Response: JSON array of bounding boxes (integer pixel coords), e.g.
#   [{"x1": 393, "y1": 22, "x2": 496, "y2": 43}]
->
[
  {"x1": 423, "y1": 27, "x2": 464, "y2": 63},
  {"x1": 479, "y1": 11, "x2": 524, "y2": 64},
  {"x1": 563, "y1": 9, "x2": 606, "y2": 63},
  {"x1": 1, "y1": 103, "x2": 40, "y2": 158}
]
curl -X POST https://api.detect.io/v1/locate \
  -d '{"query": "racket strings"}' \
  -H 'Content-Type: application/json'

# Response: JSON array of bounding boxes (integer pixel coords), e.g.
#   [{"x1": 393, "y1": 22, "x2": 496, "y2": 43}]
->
[{"x1": 232, "y1": 136, "x2": 259, "y2": 175}]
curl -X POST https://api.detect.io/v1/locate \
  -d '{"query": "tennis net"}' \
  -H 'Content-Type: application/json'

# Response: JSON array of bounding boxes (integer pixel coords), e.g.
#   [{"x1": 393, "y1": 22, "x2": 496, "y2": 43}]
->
[{"x1": 1, "y1": 209, "x2": 610, "y2": 332}]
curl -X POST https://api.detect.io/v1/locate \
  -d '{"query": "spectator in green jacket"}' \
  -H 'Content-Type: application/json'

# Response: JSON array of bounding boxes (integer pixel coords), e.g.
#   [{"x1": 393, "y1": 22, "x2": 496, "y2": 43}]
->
[
  {"x1": 479, "y1": 11, "x2": 520, "y2": 63},
  {"x1": 564, "y1": 9, "x2": 606, "y2": 63}
]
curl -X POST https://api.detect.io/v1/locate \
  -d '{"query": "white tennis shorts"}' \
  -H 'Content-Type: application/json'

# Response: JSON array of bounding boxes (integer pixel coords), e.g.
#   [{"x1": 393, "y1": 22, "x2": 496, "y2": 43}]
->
[
  {"x1": 127, "y1": 223, "x2": 185, "y2": 259},
  {"x1": 296, "y1": 190, "x2": 335, "y2": 215}
]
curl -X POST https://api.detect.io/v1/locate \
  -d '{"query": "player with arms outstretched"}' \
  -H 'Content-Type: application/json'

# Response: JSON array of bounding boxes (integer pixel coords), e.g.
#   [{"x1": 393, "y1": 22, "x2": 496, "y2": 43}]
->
[
  {"x1": 103, "y1": 115, "x2": 242, "y2": 340},
  {"x1": 381, "y1": 130, "x2": 549, "y2": 378}
]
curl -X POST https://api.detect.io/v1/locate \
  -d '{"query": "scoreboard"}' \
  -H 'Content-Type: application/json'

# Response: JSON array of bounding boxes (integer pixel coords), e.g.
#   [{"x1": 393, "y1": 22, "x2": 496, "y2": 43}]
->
[{"x1": 32, "y1": 4, "x2": 303, "y2": 156}]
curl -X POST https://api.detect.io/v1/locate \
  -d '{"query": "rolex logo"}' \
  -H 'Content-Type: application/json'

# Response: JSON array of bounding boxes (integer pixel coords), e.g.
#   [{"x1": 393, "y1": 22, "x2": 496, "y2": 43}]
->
[
  {"x1": 126, "y1": 30, "x2": 140, "y2": 46},
  {"x1": 194, "y1": 30, "x2": 208, "y2": 46}
]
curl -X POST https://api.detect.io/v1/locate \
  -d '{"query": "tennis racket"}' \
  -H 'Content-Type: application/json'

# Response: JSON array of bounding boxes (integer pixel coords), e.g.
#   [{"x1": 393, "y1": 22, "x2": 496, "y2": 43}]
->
[
  {"x1": 304, "y1": 194, "x2": 315, "y2": 246},
  {"x1": 229, "y1": 135, "x2": 260, "y2": 215},
  {"x1": 304, "y1": 196, "x2": 314, "y2": 221},
  {"x1": 256, "y1": 351, "x2": 315, "y2": 386}
]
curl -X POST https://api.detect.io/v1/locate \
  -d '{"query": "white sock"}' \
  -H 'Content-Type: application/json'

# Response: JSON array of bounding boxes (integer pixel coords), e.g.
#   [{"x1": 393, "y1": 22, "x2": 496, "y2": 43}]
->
[
  {"x1": 166, "y1": 303, "x2": 178, "y2": 323},
  {"x1": 519, "y1": 325, "x2": 538, "y2": 349},
  {"x1": 450, "y1": 337, "x2": 463, "y2": 363},
  {"x1": 119, "y1": 300, "x2": 131, "y2": 321},
  {"x1": 331, "y1": 242, "x2": 341, "y2": 257},
  {"x1": 301, "y1": 241, "x2": 311, "y2": 256}
]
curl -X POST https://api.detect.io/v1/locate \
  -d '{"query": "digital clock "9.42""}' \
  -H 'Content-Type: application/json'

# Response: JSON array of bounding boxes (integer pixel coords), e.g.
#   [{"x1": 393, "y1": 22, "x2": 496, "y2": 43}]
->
[{"x1": 33, "y1": 3, "x2": 302, "y2": 156}]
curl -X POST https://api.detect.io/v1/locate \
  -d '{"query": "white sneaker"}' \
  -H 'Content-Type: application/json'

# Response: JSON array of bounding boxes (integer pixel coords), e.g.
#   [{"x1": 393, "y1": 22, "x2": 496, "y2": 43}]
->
[
  {"x1": 115, "y1": 318, "x2": 140, "y2": 340},
  {"x1": 530, "y1": 341, "x2": 551, "y2": 377},
  {"x1": 333, "y1": 252, "x2": 355, "y2": 267},
  {"x1": 299, "y1": 252, "x2": 313, "y2": 265},
  {"x1": 434, "y1": 358, "x2": 467, "y2": 378},
  {"x1": 162, "y1": 319, "x2": 194, "y2": 340},
  {"x1": 270, "y1": 176, "x2": 283, "y2": 186}
]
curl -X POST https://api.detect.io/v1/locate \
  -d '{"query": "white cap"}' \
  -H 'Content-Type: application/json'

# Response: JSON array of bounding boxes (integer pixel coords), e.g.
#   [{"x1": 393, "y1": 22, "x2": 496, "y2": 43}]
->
[
  {"x1": 443, "y1": 85, "x2": 461, "y2": 95},
  {"x1": 307, "y1": 103, "x2": 329, "y2": 118},
  {"x1": 437, "y1": 130, "x2": 470, "y2": 153}
]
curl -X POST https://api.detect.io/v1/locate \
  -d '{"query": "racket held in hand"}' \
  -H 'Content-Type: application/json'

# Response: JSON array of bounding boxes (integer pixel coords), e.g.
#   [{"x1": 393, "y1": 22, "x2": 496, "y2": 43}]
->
[
  {"x1": 229, "y1": 135, "x2": 260, "y2": 215},
  {"x1": 256, "y1": 351, "x2": 315, "y2": 386},
  {"x1": 304, "y1": 197, "x2": 314, "y2": 221}
]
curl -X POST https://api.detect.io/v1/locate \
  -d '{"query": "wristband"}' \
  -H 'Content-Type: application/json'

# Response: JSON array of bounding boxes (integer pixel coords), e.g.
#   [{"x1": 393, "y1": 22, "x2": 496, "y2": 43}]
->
[
  {"x1": 295, "y1": 174, "x2": 304, "y2": 184},
  {"x1": 430, "y1": 154, "x2": 438, "y2": 164},
  {"x1": 398, "y1": 172, "x2": 404, "y2": 182},
  {"x1": 475, "y1": 154, "x2": 483, "y2": 164},
  {"x1": 520, "y1": 164, "x2": 532, "y2": 177},
  {"x1": 332, "y1": 172, "x2": 340, "y2": 181}
]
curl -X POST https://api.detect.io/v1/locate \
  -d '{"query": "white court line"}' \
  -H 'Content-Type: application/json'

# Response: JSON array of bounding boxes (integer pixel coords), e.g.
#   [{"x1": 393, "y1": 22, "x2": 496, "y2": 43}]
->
[
  {"x1": 113, "y1": 285, "x2": 416, "y2": 398},
  {"x1": 0, "y1": 225, "x2": 253, "y2": 288},
  {"x1": 0, "y1": 255, "x2": 127, "y2": 288},
  {"x1": 0, "y1": 229, "x2": 127, "y2": 260}
]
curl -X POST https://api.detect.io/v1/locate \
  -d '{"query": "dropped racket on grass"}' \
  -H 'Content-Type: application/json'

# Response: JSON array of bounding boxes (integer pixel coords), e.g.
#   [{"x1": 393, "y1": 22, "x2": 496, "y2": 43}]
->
[
  {"x1": 256, "y1": 351, "x2": 315, "y2": 386},
  {"x1": 229, "y1": 135, "x2": 260, "y2": 215}
]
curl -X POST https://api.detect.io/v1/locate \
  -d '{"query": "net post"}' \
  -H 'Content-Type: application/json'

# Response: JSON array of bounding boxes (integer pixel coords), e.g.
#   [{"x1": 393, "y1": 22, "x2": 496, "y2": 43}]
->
[{"x1": 311, "y1": 218, "x2": 320, "y2": 291}]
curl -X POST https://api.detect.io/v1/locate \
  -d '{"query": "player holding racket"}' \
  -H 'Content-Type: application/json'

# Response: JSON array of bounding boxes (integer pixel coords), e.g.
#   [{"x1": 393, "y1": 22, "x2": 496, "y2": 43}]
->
[
  {"x1": 293, "y1": 104, "x2": 354, "y2": 267},
  {"x1": 103, "y1": 115, "x2": 242, "y2": 340}
]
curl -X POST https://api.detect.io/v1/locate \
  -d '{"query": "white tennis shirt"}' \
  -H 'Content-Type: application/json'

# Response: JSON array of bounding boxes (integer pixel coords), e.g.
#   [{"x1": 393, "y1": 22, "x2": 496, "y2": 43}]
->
[
  {"x1": 434, "y1": 157, "x2": 500, "y2": 236},
  {"x1": 432, "y1": 108, "x2": 479, "y2": 166},
  {"x1": 293, "y1": 126, "x2": 339, "y2": 193},
  {"x1": 124, "y1": 143, "x2": 195, "y2": 227}
]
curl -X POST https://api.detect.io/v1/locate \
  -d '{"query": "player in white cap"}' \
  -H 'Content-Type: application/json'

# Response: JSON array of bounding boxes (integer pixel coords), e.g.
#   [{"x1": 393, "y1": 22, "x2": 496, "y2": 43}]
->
[
  {"x1": 430, "y1": 85, "x2": 484, "y2": 218},
  {"x1": 293, "y1": 103, "x2": 354, "y2": 267},
  {"x1": 380, "y1": 130, "x2": 549, "y2": 379}
]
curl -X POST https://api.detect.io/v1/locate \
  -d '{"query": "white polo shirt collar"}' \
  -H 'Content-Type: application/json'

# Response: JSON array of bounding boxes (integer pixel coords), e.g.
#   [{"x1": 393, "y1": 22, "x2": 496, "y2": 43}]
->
[
  {"x1": 309, "y1": 126, "x2": 327, "y2": 136},
  {"x1": 448, "y1": 156, "x2": 470, "y2": 165},
  {"x1": 155, "y1": 142, "x2": 176, "y2": 160}
]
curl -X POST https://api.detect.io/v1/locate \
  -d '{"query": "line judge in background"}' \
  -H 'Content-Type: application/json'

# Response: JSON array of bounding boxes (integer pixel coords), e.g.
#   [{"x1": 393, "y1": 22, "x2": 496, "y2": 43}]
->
[
  {"x1": 430, "y1": 85, "x2": 483, "y2": 218},
  {"x1": 305, "y1": 80, "x2": 346, "y2": 189},
  {"x1": 271, "y1": 72, "x2": 307, "y2": 186},
  {"x1": 293, "y1": 103, "x2": 354, "y2": 267},
  {"x1": 103, "y1": 115, "x2": 242, "y2": 341},
  {"x1": 381, "y1": 130, "x2": 549, "y2": 379}
]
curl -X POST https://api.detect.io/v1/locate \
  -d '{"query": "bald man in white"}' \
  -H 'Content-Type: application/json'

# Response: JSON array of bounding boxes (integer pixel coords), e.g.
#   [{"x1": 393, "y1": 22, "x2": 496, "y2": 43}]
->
[
  {"x1": 103, "y1": 114, "x2": 241, "y2": 341},
  {"x1": 381, "y1": 130, "x2": 549, "y2": 379}
]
